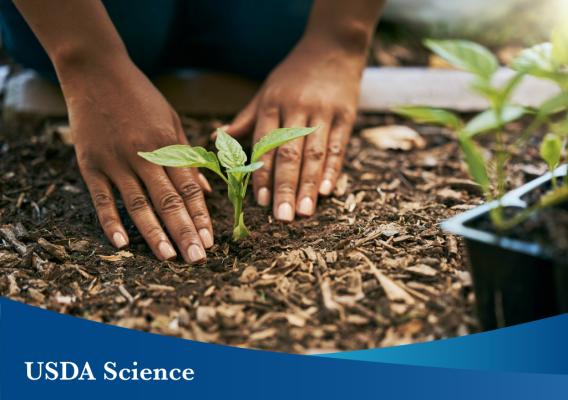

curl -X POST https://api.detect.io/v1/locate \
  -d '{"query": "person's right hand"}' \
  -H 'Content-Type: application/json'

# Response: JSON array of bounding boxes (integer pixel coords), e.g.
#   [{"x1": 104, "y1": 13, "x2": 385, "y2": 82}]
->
[{"x1": 60, "y1": 59, "x2": 213, "y2": 264}]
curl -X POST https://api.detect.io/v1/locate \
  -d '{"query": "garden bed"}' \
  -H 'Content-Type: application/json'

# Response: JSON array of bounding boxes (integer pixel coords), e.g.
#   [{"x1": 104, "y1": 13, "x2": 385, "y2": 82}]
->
[{"x1": 0, "y1": 114, "x2": 545, "y2": 352}]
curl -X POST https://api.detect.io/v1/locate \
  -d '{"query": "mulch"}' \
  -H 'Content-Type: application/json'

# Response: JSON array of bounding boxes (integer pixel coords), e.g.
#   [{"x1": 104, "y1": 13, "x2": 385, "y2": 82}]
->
[{"x1": 0, "y1": 113, "x2": 546, "y2": 352}]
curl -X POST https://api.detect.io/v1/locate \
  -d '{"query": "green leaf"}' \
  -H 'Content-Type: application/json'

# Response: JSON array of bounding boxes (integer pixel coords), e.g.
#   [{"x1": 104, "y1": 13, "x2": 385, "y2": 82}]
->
[
  {"x1": 252, "y1": 127, "x2": 317, "y2": 162},
  {"x1": 538, "y1": 92, "x2": 568, "y2": 119},
  {"x1": 540, "y1": 133, "x2": 563, "y2": 170},
  {"x1": 138, "y1": 145, "x2": 221, "y2": 174},
  {"x1": 227, "y1": 161, "x2": 264, "y2": 174},
  {"x1": 550, "y1": 119, "x2": 568, "y2": 136},
  {"x1": 392, "y1": 106, "x2": 462, "y2": 130},
  {"x1": 540, "y1": 185, "x2": 568, "y2": 208},
  {"x1": 458, "y1": 134, "x2": 490, "y2": 193},
  {"x1": 424, "y1": 39, "x2": 498, "y2": 80},
  {"x1": 215, "y1": 128, "x2": 247, "y2": 169},
  {"x1": 552, "y1": 24, "x2": 568, "y2": 66},
  {"x1": 511, "y1": 43, "x2": 565, "y2": 83},
  {"x1": 463, "y1": 105, "x2": 527, "y2": 137},
  {"x1": 471, "y1": 73, "x2": 524, "y2": 111}
]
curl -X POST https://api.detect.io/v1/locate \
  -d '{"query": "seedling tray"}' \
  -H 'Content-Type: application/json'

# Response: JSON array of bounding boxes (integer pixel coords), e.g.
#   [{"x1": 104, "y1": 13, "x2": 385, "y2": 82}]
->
[{"x1": 442, "y1": 165, "x2": 568, "y2": 330}]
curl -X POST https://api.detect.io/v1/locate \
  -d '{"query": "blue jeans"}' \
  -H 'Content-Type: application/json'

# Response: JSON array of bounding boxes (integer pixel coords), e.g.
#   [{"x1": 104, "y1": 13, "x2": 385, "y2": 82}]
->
[{"x1": 0, "y1": 0, "x2": 312, "y2": 82}]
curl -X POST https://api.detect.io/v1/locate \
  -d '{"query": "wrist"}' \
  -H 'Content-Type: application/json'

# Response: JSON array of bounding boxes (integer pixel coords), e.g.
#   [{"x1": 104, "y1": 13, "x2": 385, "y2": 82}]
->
[
  {"x1": 303, "y1": 18, "x2": 374, "y2": 58},
  {"x1": 52, "y1": 40, "x2": 131, "y2": 84}
]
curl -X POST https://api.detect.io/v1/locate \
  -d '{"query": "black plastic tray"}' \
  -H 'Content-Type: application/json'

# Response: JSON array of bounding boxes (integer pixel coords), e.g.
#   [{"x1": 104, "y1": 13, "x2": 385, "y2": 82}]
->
[{"x1": 441, "y1": 165, "x2": 568, "y2": 330}]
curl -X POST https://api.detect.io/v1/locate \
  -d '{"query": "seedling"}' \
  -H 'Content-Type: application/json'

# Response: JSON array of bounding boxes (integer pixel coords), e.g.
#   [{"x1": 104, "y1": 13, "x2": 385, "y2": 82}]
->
[
  {"x1": 396, "y1": 29, "x2": 568, "y2": 230},
  {"x1": 138, "y1": 127, "x2": 316, "y2": 240},
  {"x1": 394, "y1": 39, "x2": 527, "y2": 229}
]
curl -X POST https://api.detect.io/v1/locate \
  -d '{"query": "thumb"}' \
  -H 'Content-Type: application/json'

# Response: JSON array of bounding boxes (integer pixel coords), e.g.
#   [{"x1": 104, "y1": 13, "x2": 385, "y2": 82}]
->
[{"x1": 226, "y1": 94, "x2": 259, "y2": 138}]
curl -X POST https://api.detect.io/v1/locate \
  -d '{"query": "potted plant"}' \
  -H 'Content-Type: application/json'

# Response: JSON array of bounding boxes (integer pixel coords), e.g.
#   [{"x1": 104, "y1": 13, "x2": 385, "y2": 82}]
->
[{"x1": 395, "y1": 28, "x2": 568, "y2": 330}]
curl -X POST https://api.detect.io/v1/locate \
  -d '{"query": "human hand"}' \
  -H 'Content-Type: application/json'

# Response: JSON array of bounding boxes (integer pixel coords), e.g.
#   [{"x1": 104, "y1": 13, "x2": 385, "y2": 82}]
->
[
  {"x1": 226, "y1": 35, "x2": 365, "y2": 221},
  {"x1": 62, "y1": 60, "x2": 213, "y2": 263}
]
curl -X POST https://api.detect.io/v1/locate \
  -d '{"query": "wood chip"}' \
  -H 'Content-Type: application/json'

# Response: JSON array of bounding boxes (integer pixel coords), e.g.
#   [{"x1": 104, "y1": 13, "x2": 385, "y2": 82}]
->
[
  {"x1": 406, "y1": 264, "x2": 438, "y2": 277},
  {"x1": 0, "y1": 225, "x2": 27, "y2": 255},
  {"x1": 361, "y1": 125, "x2": 426, "y2": 151},
  {"x1": 249, "y1": 328, "x2": 277, "y2": 341},
  {"x1": 118, "y1": 284, "x2": 134, "y2": 303},
  {"x1": 99, "y1": 251, "x2": 134, "y2": 262},
  {"x1": 239, "y1": 266, "x2": 258, "y2": 283},
  {"x1": 38, "y1": 238, "x2": 67, "y2": 261}
]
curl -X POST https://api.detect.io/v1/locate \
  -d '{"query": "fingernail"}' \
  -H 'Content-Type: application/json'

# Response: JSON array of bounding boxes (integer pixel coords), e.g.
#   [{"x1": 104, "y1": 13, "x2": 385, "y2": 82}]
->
[
  {"x1": 198, "y1": 173, "x2": 212, "y2": 192},
  {"x1": 319, "y1": 179, "x2": 333, "y2": 196},
  {"x1": 188, "y1": 244, "x2": 206, "y2": 263},
  {"x1": 276, "y1": 202, "x2": 294, "y2": 221},
  {"x1": 297, "y1": 197, "x2": 314, "y2": 216},
  {"x1": 112, "y1": 232, "x2": 128, "y2": 248},
  {"x1": 257, "y1": 187, "x2": 270, "y2": 207},
  {"x1": 158, "y1": 241, "x2": 176, "y2": 260},
  {"x1": 199, "y1": 228, "x2": 214, "y2": 248}
]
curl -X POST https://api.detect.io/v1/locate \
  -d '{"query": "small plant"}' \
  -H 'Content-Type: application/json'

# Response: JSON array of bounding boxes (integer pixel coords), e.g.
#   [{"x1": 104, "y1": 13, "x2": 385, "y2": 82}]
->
[
  {"x1": 394, "y1": 39, "x2": 528, "y2": 229},
  {"x1": 396, "y1": 29, "x2": 568, "y2": 230},
  {"x1": 138, "y1": 127, "x2": 316, "y2": 240}
]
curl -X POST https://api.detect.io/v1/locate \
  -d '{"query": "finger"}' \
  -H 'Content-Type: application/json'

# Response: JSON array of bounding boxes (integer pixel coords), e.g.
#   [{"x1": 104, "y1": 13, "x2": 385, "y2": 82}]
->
[
  {"x1": 226, "y1": 94, "x2": 259, "y2": 138},
  {"x1": 319, "y1": 114, "x2": 354, "y2": 196},
  {"x1": 112, "y1": 169, "x2": 178, "y2": 261},
  {"x1": 273, "y1": 112, "x2": 307, "y2": 221},
  {"x1": 82, "y1": 168, "x2": 129, "y2": 249},
  {"x1": 134, "y1": 163, "x2": 207, "y2": 264},
  {"x1": 252, "y1": 104, "x2": 280, "y2": 207},
  {"x1": 168, "y1": 167, "x2": 214, "y2": 249},
  {"x1": 297, "y1": 120, "x2": 329, "y2": 217},
  {"x1": 197, "y1": 172, "x2": 212, "y2": 193}
]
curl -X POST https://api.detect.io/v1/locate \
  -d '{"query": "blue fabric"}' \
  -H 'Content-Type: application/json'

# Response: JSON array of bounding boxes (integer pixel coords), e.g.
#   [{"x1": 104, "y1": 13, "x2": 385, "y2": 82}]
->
[{"x1": 0, "y1": 0, "x2": 312, "y2": 82}]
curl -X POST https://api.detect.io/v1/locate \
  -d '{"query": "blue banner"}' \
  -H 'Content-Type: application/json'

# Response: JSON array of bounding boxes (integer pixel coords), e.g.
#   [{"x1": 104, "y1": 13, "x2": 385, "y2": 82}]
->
[{"x1": 1, "y1": 297, "x2": 567, "y2": 399}]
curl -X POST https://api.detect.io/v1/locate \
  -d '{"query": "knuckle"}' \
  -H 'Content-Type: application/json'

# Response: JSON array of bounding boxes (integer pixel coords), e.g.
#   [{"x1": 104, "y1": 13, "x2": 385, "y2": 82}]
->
[
  {"x1": 253, "y1": 168, "x2": 271, "y2": 185},
  {"x1": 304, "y1": 146, "x2": 325, "y2": 162},
  {"x1": 336, "y1": 107, "x2": 356, "y2": 124},
  {"x1": 100, "y1": 217, "x2": 118, "y2": 231},
  {"x1": 190, "y1": 205, "x2": 209, "y2": 222},
  {"x1": 301, "y1": 180, "x2": 318, "y2": 191},
  {"x1": 276, "y1": 183, "x2": 296, "y2": 196},
  {"x1": 127, "y1": 193, "x2": 150, "y2": 213},
  {"x1": 327, "y1": 141, "x2": 345, "y2": 157},
  {"x1": 178, "y1": 225, "x2": 198, "y2": 240},
  {"x1": 260, "y1": 104, "x2": 279, "y2": 118},
  {"x1": 179, "y1": 181, "x2": 203, "y2": 202},
  {"x1": 93, "y1": 191, "x2": 113, "y2": 208},
  {"x1": 158, "y1": 191, "x2": 184, "y2": 213},
  {"x1": 144, "y1": 225, "x2": 164, "y2": 242},
  {"x1": 278, "y1": 145, "x2": 302, "y2": 163}
]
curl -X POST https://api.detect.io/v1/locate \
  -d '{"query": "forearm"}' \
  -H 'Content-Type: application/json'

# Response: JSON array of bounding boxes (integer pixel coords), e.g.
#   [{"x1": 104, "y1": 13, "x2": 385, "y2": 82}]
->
[
  {"x1": 13, "y1": 0, "x2": 129, "y2": 74},
  {"x1": 304, "y1": 0, "x2": 386, "y2": 55}
]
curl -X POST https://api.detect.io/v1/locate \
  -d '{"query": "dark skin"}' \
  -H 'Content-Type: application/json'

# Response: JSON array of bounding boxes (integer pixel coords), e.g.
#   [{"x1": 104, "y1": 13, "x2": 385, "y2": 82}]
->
[{"x1": 14, "y1": 0, "x2": 385, "y2": 263}]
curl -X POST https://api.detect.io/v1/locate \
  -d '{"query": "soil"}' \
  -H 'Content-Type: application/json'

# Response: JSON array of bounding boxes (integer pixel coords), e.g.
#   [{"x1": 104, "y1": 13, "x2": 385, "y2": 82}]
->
[{"x1": 0, "y1": 114, "x2": 546, "y2": 353}]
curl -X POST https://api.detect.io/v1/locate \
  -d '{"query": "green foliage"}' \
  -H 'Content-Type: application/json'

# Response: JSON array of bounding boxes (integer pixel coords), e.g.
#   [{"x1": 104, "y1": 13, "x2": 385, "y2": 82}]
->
[
  {"x1": 215, "y1": 129, "x2": 247, "y2": 169},
  {"x1": 551, "y1": 24, "x2": 568, "y2": 66},
  {"x1": 252, "y1": 127, "x2": 317, "y2": 162},
  {"x1": 139, "y1": 127, "x2": 316, "y2": 241},
  {"x1": 424, "y1": 39, "x2": 498, "y2": 80},
  {"x1": 463, "y1": 106, "x2": 527, "y2": 138},
  {"x1": 540, "y1": 133, "x2": 563, "y2": 174},
  {"x1": 138, "y1": 145, "x2": 223, "y2": 177},
  {"x1": 400, "y1": 33, "x2": 568, "y2": 231},
  {"x1": 457, "y1": 134, "x2": 490, "y2": 194},
  {"x1": 392, "y1": 106, "x2": 462, "y2": 130}
]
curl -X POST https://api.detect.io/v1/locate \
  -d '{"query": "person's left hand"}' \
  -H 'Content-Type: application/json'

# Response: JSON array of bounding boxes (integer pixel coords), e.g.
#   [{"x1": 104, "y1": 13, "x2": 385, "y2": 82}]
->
[{"x1": 225, "y1": 35, "x2": 366, "y2": 221}]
